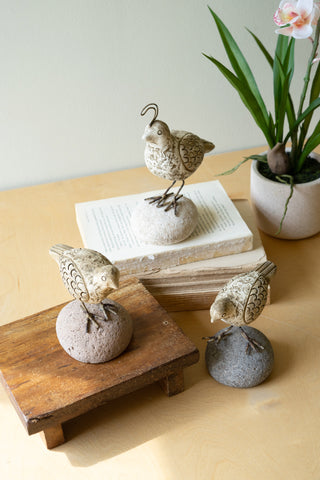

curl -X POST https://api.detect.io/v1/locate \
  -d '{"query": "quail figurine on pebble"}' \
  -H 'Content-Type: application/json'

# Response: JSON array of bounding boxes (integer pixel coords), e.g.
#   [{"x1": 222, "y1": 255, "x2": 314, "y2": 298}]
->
[
  {"x1": 131, "y1": 103, "x2": 215, "y2": 246},
  {"x1": 50, "y1": 244, "x2": 120, "y2": 332},
  {"x1": 141, "y1": 103, "x2": 215, "y2": 214},
  {"x1": 203, "y1": 261, "x2": 277, "y2": 388},
  {"x1": 50, "y1": 244, "x2": 133, "y2": 364}
]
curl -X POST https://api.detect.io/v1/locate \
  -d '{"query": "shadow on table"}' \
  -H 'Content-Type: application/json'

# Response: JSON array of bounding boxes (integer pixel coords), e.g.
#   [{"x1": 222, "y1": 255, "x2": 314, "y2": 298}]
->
[
  {"x1": 259, "y1": 231, "x2": 320, "y2": 304},
  {"x1": 56, "y1": 364, "x2": 205, "y2": 466},
  {"x1": 54, "y1": 311, "x2": 209, "y2": 466},
  {"x1": 52, "y1": 309, "x2": 297, "y2": 468}
]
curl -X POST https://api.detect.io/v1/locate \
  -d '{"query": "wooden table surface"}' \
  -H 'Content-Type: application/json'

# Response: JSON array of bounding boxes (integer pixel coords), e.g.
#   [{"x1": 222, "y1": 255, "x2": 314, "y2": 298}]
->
[{"x1": 1, "y1": 147, "x2": 320, "y2": 479}]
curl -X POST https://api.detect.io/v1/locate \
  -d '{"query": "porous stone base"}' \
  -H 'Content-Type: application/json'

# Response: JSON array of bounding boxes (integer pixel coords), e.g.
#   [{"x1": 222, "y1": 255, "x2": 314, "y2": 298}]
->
[
  {"x1": 131, "y1": 196, "x2": 198, "y2": 245},
  {"x1": 205, "y1": 326, "x2": 274, "y2": 388},
  {"x1": 56, "y1": 299, "x2": 133, "y2": 364}
]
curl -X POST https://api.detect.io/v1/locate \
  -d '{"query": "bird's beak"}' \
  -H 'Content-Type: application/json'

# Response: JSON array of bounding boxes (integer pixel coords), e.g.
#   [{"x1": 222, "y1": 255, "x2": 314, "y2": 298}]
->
[
  {"x1": 210, "y1": 308, "x2": 221, "y2": 323},
  {"x1": 109, "y1": 278, "x2": 119, "y2": 290},
  {"x1": 142, "y1": 124, "x2": 153, "y2": 141}
]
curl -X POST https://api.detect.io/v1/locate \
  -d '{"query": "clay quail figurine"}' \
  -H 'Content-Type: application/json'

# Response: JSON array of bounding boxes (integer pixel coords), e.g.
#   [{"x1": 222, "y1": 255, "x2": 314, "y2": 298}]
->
[
  {"x1": 141, "y1": 103, "x2": 215, "y2": 214},
  {"x1": 204, "y1": 261, "x2": 277, "y2": 353},
  {"x1": 50, "y1": 244, "x2": 120, "y2": 332}
]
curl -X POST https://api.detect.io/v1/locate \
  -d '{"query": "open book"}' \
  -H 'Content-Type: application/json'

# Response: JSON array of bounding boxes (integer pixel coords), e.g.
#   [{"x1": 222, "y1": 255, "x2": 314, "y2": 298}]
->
[{"x1": 75, "y1": 180, "x2": 253, "y2": 275}]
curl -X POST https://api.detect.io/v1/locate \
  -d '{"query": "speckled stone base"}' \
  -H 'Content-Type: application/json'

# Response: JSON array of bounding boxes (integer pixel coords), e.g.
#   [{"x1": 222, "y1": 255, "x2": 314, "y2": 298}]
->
[
  {"x1": 205, "y1": 326, "x2": 274, "y2": 388},
  {"x1": 131, "y1": 196, "x2": 198, "y2": 245},
  {"x1": 56, "y1": 299, "x2": 133, "y2": 364}
]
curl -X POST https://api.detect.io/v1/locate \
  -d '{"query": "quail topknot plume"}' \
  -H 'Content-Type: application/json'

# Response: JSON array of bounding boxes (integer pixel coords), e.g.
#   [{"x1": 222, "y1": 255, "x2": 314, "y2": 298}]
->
[
  {"x1": 49, "y1": 244, "x2": 120, "y2": 332},
  {"x1": 203, "y1": 261, "x2": 277, "y2": 353},
  {"x1": 141, "y1": 103, "x2": 215, "y2": 214}
]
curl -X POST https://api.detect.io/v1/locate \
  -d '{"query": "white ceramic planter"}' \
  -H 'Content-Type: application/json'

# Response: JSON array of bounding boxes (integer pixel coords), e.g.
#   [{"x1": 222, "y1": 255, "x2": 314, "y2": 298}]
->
[{"x1": 250, "y1": 152, "x2": 320, "y2": 239}]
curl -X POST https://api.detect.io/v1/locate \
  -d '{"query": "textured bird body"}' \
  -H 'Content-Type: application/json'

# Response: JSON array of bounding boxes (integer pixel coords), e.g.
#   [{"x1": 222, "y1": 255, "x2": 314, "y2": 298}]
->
[
  {"x1": 49, "y1": 244, "x2": 119, "y2": 304},
  {"x1": 143, "y1": 121, "x2": 214, "y2": 182},
  {"x1": 210, "y1": 261, "x2": 276, "y2": 327},
  {"x1": 141, "y1": 104, "x2": 215, "y2": 214}
]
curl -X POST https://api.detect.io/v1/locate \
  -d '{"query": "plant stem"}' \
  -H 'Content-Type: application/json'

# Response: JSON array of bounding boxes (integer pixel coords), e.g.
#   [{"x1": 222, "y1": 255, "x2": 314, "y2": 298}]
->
[
  {"x1": 297, "y1": 18, "x2": 320, "y2": 123},
  {"x1": 291, "y1": 17, "x2": 320, "y2": 166}
]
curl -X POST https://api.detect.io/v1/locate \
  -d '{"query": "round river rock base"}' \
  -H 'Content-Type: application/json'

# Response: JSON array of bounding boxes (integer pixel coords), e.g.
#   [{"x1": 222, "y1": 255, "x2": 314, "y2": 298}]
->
[
  {"x1": 205, "y1": 326, "x2": 274, "y2": 388},
  {"x1": 56, "y1": 299, "x2": 133, "y2": 364},
  {"x1": 131, "y1": 196, "x2": 198, "y2": 245}
]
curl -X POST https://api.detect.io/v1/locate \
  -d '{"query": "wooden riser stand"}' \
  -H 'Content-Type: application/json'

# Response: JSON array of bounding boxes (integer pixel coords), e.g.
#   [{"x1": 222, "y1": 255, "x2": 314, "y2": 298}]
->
[{"x1": 0, "y1": 278, "x2": 199, "y2": 449}]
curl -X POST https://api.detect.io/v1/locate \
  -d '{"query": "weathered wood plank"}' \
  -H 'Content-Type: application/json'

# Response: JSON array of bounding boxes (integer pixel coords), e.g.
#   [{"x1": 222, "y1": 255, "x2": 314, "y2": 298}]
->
[{"x1": 0, "y1": 278, "x2": 199, "y2": 444}]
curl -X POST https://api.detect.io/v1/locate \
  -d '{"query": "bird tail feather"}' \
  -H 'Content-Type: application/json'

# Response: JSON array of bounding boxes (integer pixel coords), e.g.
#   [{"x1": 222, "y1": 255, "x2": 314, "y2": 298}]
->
[
  {"x1": 49, "y1": 244, "x2": 73, "y2": 262},
  {"x1": 255, "y1": 261, "x2": 277, "y2": 280}
]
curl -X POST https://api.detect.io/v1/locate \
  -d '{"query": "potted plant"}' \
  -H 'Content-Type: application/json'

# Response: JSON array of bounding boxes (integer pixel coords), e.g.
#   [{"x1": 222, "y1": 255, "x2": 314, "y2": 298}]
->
[{"x1": 204, "y1": 0, "x2": 320, "y2": 238}]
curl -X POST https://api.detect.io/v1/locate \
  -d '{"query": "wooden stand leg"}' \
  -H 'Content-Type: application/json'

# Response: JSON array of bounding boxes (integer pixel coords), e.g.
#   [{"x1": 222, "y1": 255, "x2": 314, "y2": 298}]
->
[
  {"x1": 40, "y1": 424, "x2": 65, "y2": 449},
  {"x1": 159, "y1": 370, "x2": 184, "y2": 397}
]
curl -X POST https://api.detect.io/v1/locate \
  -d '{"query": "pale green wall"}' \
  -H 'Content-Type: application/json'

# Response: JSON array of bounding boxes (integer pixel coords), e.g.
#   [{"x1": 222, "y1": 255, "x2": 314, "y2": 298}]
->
[{"x1": 0, "y1": 0, "x2": 312, "y2": 190}]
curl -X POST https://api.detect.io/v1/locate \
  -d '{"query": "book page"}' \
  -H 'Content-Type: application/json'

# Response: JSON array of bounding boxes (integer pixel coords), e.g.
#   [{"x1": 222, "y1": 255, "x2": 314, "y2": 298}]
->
[{"x1": 75, "y1": 181, "x2": 252, "y2": 263}]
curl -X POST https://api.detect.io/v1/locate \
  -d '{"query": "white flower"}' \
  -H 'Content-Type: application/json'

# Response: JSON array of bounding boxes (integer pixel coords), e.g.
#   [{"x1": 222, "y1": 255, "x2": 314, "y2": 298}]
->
[{"x1": 274, "y1": 0, "x2": 320, "y2": 39}]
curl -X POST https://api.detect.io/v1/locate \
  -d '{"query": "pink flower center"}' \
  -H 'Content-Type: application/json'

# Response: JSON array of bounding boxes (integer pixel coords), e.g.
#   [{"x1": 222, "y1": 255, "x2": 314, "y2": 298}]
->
[{"x1": 274, "y1": 3, "x2": 299, "y2": 25}]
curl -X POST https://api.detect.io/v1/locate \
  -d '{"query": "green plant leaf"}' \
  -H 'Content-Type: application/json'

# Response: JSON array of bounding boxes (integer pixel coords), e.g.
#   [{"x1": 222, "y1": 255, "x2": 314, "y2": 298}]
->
[
  {"x1": 207, "y1": 7, "x2": 270, "y2": 126},
  {"x1": 300, "y1": 119, "x2": 320, "y2": 151},
  {"x1": 246, "y1": 29, "x2": 273, "y2": 68},
  {"x1": 248, "y1": 154, "x2": 268, "y2": 163},
  {"x1": 215, "y1": 155, "x2": 265, "y2": 176},
  {"x1": 299, "y1": 61, "x2": 320, "y2": 149},
  {"x1": 203, "y1": 54, "x2": 275, "y2": 146},
  {"x1": 311, "y1": 119, "x2": 320, "y2": 136},
  {"x1": 275, "y1": 34, "x2": 289, "y2": 64},
  {"x1": 248, "y1": 30, "x2": 297, "y2": 145},
  {"x1": 296, "y1": 17, "x2": 320, "y2": 138},
  {"x1": 284, "y1": 97, "x2": 320, "y2": 144},
  {"x1": 296, "y1": 131, "x2": 320, "y2": 171},
  {"x1": 268, "y1": 112, "x2": 276, "y2": 139},
  {"x1": 273, "y1": 36, "x2": 293, "y2": 138},
  {"x1": 274, "y1": 49, "x2": 295, "y2": 143},
  {"x1": 310, "y1": 60, "x2": 320, "y2": 101},
  {"x1": 283, "y1": 38, "x2": 295, "y2": 82},
  {"x1": 276, "y1": 70, "x2": 292, "y2": 142},
  {"x1": 286, "y1": 95, "x2": 296, "y2": 132},
  {"x1": 273, "y1": 57, "x2": 282, "y2": 134}
]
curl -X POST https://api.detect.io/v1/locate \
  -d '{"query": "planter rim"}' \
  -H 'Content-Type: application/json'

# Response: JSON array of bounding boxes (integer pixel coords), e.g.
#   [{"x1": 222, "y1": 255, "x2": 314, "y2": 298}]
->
[{"x1": 251, "y1": 150, "x2": 320, "y2": 187}]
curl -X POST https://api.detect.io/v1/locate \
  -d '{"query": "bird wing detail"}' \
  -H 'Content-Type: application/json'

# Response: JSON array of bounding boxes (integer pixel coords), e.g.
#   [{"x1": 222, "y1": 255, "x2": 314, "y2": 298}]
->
[
  {"x1": 59, "y1": 255, "x2": 89, "y2": 302},
  {"x1": 177, "y1": 132, "x2": 204, "y2": 173},
  {"x1": 243, "y1": 275, "x2": 268, "y2": 324}
]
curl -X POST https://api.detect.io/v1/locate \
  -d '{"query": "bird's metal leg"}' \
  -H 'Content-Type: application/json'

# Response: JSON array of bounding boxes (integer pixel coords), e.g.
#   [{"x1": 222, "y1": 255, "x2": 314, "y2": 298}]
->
[
  {"x1": 145, "y1": 181, "x2": 176, "y2": 207},
  {"x1": 100, "y1": 301, "x2": 118, "y2": 321},
  {"x1": 239, "y1": 326, "x2": 265, "y2": 354},
  {"x1": 80, "y1": 301, "x2": 100, "y2": 333},
  {"x1": 164, "y1": 180, "x2": 185, "y2": 215},
  {"x1": 202, "y1": 325, "x2": 233, "y2": 343}
]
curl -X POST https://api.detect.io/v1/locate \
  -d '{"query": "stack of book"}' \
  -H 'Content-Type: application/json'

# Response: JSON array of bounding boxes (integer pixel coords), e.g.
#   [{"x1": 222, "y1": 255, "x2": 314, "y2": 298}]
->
[{"x1": 76, "y1": 181, "x2": 268, "y2": 311}]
